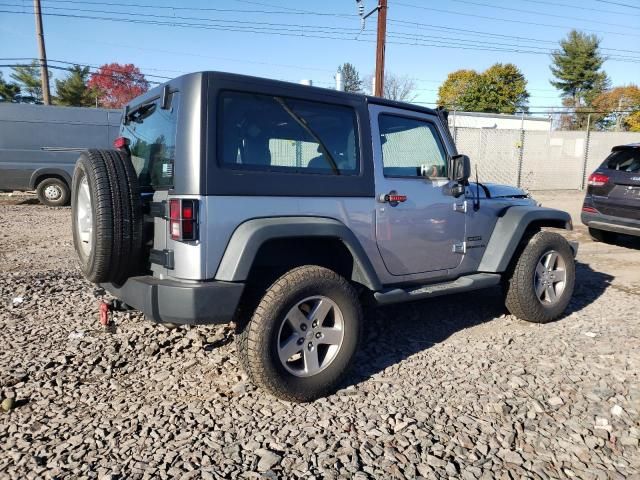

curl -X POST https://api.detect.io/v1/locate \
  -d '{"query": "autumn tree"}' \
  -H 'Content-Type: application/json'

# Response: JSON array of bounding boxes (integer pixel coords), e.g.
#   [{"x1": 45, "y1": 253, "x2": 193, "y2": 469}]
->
[
  {"x1": 337, "y1": 63, "x2": 363, "y2": 93},
  {"x1": 437, "y1": 69, "x2": 479, "y2": 110},
  {"x1": 0, "y1": 71, "x2": 20, "y2": 101},
  {"x1": 10, "y1": 61, "x2": 44, "y2": 100},
  {"x1": 592, "y1": 85, "x2": 640, "y2": 132},
  {"x1": 437, "y1": 63, "x2": 529, "y2": 114},
  {"x1": 55, "y1": 65, "x2": 95, "y2": 107},
  {"x1": 87, "y1": 63, "x2": 149, "y2": 108}
]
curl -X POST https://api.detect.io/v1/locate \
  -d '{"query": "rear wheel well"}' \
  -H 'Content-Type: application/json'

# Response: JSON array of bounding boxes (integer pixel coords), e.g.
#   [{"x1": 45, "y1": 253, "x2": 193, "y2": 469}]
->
[
  {"x1": 232, "y1": 236, "x2": 363, "y2": 328},
  {"x1": 247, "y1": 237, "x2": 356, "y2": 287}
]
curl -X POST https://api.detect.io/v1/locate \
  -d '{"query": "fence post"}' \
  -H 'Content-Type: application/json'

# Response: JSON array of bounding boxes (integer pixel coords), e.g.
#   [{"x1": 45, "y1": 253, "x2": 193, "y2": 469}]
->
[
  {"x1": 516, "y1": 111, "x2": 525, "y2": 188},
  {"x1": 452, "y1": 109, "x2": 457, "y2": 143},
  {"x1": 580, "y1": 114, "x2": 592, "y2": 190}
]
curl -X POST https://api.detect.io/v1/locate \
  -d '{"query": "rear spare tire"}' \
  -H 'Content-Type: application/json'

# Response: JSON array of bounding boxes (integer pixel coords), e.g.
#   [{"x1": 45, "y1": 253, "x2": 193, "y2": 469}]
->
[{"x1": 71, "y1": 149, "x2": 142, "y2": 284}]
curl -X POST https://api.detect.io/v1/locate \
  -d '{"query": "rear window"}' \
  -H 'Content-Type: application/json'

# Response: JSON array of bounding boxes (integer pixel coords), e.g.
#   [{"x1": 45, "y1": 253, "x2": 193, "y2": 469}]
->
[
  {"x1": 120, "y1": 91, "x2": 180, "y2": 189},
  {"x1": 218, "y1": 91, "x2": 359, "y2": 175},
  {"x1": 604, "y1": 148, "x2": 640, "y2": 173}
]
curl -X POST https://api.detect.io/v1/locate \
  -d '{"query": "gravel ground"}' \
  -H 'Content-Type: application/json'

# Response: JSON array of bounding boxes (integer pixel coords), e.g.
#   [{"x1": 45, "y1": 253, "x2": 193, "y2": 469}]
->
[{"x1": 1, "y1": 191, "x2": 639, "y2": 479}]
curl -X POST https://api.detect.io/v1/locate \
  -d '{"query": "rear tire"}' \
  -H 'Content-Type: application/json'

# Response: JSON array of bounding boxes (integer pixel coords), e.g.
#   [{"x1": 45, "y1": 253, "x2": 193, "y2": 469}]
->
[
  {"x1": 236, "y1": 265, "x2": 362, "y2": 402},
  {"x1": 36, "y1": 178, "x2": 70, "y2": 207},
  {"x1": 504, "y1": 231, "x2": 575, "y2": 324},
  {"x1": 588, "y1": 227, "x2": 616, "y2": 243}
]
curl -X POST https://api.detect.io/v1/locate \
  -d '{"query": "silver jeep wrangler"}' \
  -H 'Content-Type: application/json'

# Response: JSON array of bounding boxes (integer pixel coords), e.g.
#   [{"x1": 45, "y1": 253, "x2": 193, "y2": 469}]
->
[{"x1": 71, "y1": 72, "x2": 577, "y2": 401}]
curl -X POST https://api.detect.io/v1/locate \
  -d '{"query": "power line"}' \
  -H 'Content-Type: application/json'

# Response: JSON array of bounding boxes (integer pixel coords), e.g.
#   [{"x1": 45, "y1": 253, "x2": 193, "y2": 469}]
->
[
  {"x1": 521, "y1": 0, "x2": 640, "y2": 17},
  {"x1": 394, "y1": 1, "x2": 640, "y2": 38},
  {"x1": 36, "y1": 0, "x2": 640, "y2": 53},
  {"x1": 8, "y1": 2, "x2": 640, "y2": 59},
  {"x1": 596, "y1": 0, "x2": 640, "y2": 9},
  {"x1": 2, "y1": 7, "x2": 640, "y2": 63},
  {"x1": 40, "y1": 0, "x2": 355, "y2": 17},
  {"x1": 446, "y1": 0, "x2": 637, "y2": 30}
]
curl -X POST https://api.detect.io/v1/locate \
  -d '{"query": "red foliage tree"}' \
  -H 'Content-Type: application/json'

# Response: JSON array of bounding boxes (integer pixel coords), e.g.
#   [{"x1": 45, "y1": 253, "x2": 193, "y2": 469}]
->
[{"x1": 87, "y1": 63, "x2": 149, "y2": 108}]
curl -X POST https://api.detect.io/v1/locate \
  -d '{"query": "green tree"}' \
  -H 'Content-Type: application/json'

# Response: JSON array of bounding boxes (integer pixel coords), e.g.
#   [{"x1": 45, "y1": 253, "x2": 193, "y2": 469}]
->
[
  {"x1": 10, "y1": 61, "x2": 44, "y2": 100},
  {"x1": 337, "y1": 63, "x2": 363, "y2": 93},
  {"x1": 54, "y1": 65, "x2": 95, "y2": 107},
  {"x1": 550, "y1": 30, "x2": 610, "y2": 128},
  {"x1": 0, "y1": 71, "x2": 20, "y2": 101},
  {"x1": 437, "y1": 63, "x2": 529, "y2": 114},
  {"x1": 437, "y1": 69, "x2": 480, "y2": 110}
]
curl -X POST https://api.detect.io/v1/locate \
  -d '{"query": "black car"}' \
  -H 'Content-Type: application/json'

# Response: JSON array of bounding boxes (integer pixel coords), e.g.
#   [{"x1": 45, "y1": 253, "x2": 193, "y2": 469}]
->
[{"x1": 582, "y1": 143, "x2": 640, "y2": 241}]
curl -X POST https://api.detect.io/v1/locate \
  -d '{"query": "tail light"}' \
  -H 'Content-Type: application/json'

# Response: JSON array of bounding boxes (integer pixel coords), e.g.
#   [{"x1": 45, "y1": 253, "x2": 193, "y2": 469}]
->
[
  {"x1": 113, "y1": 136, "x2": 130, "y2": 149},
  {"x1": 582, "y1": 205, "x2": 598, "y2": 213},
  {"x1": 169, "y1": 199, "x2": 198, "y2": 241},
  {"x1": 587, "y1": 173, "x2": 609, "y2": 187}
]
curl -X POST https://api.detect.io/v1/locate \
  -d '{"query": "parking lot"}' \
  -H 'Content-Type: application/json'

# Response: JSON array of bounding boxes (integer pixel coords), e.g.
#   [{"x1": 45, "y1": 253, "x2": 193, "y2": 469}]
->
[{"x1": 0, "y1": 190, "x2": 638, "y2": 479}]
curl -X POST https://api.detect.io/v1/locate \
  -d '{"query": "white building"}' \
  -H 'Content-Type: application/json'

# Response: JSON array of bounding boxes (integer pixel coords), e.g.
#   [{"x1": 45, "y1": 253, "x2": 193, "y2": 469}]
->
[{"x1": 448, "y1": 111, "x2": 551, "y2": 131}]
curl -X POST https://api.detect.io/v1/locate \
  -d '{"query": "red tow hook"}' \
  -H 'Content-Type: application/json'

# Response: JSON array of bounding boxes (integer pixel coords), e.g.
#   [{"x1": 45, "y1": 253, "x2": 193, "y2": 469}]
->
[{"x1": 99, "y1": 301, "x2": 113, "y2": 327}]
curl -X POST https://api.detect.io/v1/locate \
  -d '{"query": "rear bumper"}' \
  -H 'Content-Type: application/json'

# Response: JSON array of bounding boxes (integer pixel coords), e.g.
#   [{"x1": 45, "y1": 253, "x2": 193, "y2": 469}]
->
[
  {"x1": 581, "y1": 211, "x2": 640, "y2": 237},
  {"x1": 101, "y1": 276, "x2": 244, "y2": 325}
]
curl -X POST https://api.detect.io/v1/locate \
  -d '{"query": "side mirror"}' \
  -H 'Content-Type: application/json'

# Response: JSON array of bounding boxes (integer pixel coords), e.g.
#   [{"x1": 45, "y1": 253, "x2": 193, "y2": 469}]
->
[{"x1": 450, "y1": 154, "x2": 471, "y2": 185}]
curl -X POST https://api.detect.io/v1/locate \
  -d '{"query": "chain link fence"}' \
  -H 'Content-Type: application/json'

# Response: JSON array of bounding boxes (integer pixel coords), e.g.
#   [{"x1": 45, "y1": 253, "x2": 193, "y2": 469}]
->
[{"x1": 452, "y1": 125, "x2": 639, "y2": 191}]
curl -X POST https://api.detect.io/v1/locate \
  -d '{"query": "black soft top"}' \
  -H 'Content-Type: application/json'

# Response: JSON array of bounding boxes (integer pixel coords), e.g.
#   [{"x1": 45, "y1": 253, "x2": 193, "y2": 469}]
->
[{"x1": 133, "y1": 70, "x2": 438, "y2": 117}]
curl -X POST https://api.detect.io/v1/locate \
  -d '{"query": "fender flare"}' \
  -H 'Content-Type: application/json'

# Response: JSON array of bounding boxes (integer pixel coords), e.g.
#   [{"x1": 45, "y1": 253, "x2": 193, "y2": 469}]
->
[
  {"x1": 215, "y1": 216, "x2": 382, "y2": 291},
  {"x1": 29, "y1": 168, "x2": 72, "y2": 189},
  {"x1": 478, "y1": 206, "x2": 573, "y2": 272}
]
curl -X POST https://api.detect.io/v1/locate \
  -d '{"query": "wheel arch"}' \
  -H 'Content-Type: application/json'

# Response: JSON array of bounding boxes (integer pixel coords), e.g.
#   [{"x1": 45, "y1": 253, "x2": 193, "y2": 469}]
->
[
  {"x1": 478, "y1": 206, "x2": 573, "y2": 273},
  {"x1": 215, "y1": 217, "x2": 382, "y2": 291},
  {"x1": 30, "y1": 168, "x2": 72, "y2": 190}
]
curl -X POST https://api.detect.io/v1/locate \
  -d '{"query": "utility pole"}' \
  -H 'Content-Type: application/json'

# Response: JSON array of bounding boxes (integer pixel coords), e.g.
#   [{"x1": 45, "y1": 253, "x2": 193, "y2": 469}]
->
[
  {"x1": 374, "y1": 0, "x2": 387, "y2": 97},
  {"x1": 33, "y1": 0, "x2": 51, "y2": 105},
  {"x1": 356, "y1": 0, "x2": 387, "y2": 97}
]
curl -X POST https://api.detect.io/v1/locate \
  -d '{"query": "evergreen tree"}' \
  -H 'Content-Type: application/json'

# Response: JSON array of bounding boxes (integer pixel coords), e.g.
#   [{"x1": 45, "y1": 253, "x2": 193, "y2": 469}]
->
[
  {"x1": 55, "y1": 65, "x2": 95, "y2": 107},
  {"x1": 10, "y1": 61, "x2": 44, "y2": 100},
  {"x1": 337, "y1": 63, "x2": 363, "y2": 93},
  {"x1": 550, "y1": 30, "x2": 609, "y2": 108},
  {"x1": 0, "y1": 72, "x2": 20, "y2": 101}
]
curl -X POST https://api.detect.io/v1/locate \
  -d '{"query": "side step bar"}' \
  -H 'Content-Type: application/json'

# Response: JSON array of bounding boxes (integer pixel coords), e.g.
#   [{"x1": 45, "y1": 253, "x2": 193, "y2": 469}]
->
[{"x1": 374, "y1": 273, "x2": 502, "y2": 306}]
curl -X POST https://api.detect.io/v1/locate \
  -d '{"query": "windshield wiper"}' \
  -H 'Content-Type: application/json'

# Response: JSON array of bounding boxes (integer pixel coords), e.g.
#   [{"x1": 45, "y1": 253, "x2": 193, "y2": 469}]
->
[{"x1": 275, "y1": 97, "x2": 340, "y2": 175}]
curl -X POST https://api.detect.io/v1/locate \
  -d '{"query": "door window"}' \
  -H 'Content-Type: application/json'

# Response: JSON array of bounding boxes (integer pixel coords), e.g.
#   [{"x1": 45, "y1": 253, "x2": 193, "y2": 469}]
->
[{"x1": 378, "y1": 114, "x2": 447, "y2": 178}]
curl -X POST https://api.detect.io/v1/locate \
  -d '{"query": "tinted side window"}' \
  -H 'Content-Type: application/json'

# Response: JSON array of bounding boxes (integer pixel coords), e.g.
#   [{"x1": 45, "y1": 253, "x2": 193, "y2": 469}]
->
[
  {"x1": 218, "y1": 91, "x2": 359, "y2": 175},
  {"x1": 121, "y1": 92, "x2": 180, "y2": 189},
  {"x1": 378, "y1": 114, "x2": 447, "y2": 178},
  {"x1": 605, "y1": 149, "x2": 640, "y2": 173}
]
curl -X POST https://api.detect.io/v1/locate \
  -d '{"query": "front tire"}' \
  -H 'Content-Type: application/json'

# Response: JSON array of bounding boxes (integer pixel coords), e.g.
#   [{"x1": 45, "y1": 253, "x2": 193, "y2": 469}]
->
[
  {"x1": 36, "y1": 178, "x2": 70, "y2": 207},
  {"x1": 504, "y1": 231, "x2": 575, "y2": 323},
  {"x1": 236, "y1": 265, "x2": 362, "y2": 402}
]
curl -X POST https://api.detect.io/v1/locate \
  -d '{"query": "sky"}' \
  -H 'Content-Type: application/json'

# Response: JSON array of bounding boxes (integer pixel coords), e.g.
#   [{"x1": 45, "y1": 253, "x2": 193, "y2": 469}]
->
[{"x1": 1, "y1": 0, "x2": 639, "y2": 113}]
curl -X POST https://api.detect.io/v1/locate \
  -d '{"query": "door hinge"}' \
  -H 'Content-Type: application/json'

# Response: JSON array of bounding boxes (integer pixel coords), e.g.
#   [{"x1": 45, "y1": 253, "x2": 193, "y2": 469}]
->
[
  {"x1": 453, "y1": 200, "x2": 467, "y2": 213},
  {"x1": 148, "y1": 201, "x2": 167, "y2": 219},
  {"x1": 150, "y1": 249, "x2": 174, "y2": 269},
  {"x1": 452, "y1": 242, "x2": 466, "y2": 254}
]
